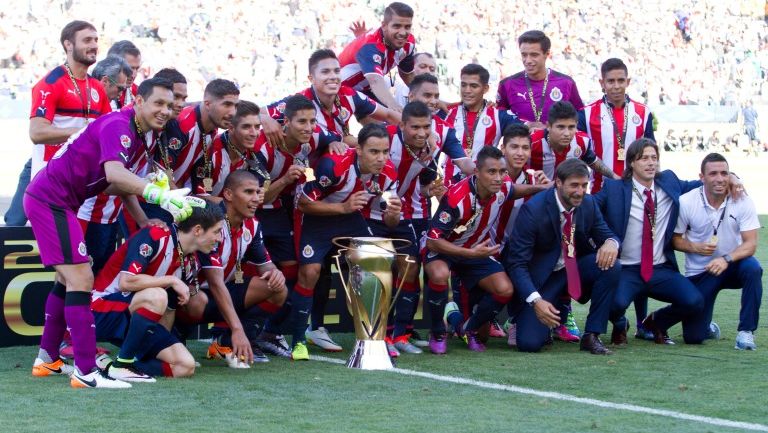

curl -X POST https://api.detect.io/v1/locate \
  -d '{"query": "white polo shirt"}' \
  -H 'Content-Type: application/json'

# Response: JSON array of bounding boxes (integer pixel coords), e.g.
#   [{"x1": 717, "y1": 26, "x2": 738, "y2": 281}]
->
[{"x1": 674, "y1": 187, "x2": 760, "y2": 276}]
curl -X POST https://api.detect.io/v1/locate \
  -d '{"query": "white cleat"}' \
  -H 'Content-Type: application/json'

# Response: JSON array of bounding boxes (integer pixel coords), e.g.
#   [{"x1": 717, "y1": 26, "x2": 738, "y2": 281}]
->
[
  {"x1": 306, "y1": 327, "x2": 343, "y2": 352},
  {"x1": 735, "y1": 331, "x2": 757, "y2": 350},
  {"x1": 71, "y1": 368, "x2": 132, "y2": 389},
  {"x1": 106, "y1": 362, "x2": 157, "y2": 383},
  {"x1": 224, "y1": 353, "x2": 251, "y2": 369},
  {"x1": 95, "y1": 354, "x2": 113, "y2": 370}
]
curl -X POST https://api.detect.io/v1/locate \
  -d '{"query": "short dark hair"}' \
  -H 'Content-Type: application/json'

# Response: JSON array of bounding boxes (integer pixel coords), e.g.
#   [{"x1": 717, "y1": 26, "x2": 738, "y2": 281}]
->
[
  {"x1": 502, "y1": 124, "x2": 532, "y2": 146},
  {"x1": 154, "y1": 68, "x2": 187, "y2": 84},
  {"x1": 223, "y1": 169, "x2": 259, "y2": 192},
  {"x1": 517, "y1": 30, "x2": 551, "y2": 53},
  {"x1": 137, "y1": 77, "x2": 173, "y2": 99},
  {"x1": 107, "y1": 40, "x2": 141, "y2": 58},
  {"x1": 600, "y1": 58, "x2": 628, "y2": 78},
  {"x1": 476, "y1": 146, "x2": 504, "y2": 169},
  {"x1": 177, "y1": 201, "x2": 224, "y2": 233},
  {"x1": 92, "y1": 55, "x2": 130, "y2": 82},
  {"x1": 700, "y1": 152, "x2": 729, "y2": 174},
  {"x1": 460, "y1": 63, "x2": 490, "y2": 85},
  {"x1": 408, "y1": 73, "x2": 438, "y2": 94},
  {"x1": 414, "y1": 52, "x2": 434, "y2": 63},
  {"x1": 402, "y1": 101, "x2": 432, "y2": 123},
  {"x1": 232, "y1": 100, "x2": 261, "y2": 126},
  {"x1": 60, "y1": 20, "x2": 96, "y2": 51},
  {"x1": 358, "y1": 123, "x2": 389, "y2": 147},
  {"x1": 204, "y1": 79, "x2": 239, "y2": 100},
  {"x1": 556, "y1": 158, "x2": 590, "y2": 182},
  {"x1": 384, "y1": 2, "x2": 414, "y2": 21},
  {"x1": 547, "y1": 101, "x2": 578, "y2": 125},
  {"x1": 622, "y1": 138, "x2": 659, "y2": 180},
  {"x1": 283, "y1": 94, "x2": 315, "y2": 120},
  {"x1": 308, "y1": 49, "x2": 338, "y2": 74}
]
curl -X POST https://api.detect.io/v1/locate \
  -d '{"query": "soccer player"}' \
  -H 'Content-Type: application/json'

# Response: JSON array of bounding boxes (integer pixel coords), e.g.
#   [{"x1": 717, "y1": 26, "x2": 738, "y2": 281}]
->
[
  {"x1": 27, "y1": 78, "x2": 194, "y2": 388},
  {"x1": 505, "y1": 158, "x2": 620, "y2": 355},
  {"x1": 442, "y1": 64, "x2": 522, "y2": 183},
  {"x1": 29, "y1": 20, "x2": 112, "y2": 178},
  {"x1": 496, "y1": 30, "x2": 583, "y2": 129},
  {"x1": 261, "y1": 49, "x2": 400, "y2": 147},
  {"x1": 92, "y1": 203, "x2": 219, "y2": 381},
  {"x1": 180, "y1": 171, "x2": 287, "y2": 365},
  {"x1": 673, "y1": 153, "x2": 762, "y2": 349},
  {"x1": 289, "y1": 123, "x2": 399, "y2": 360},
  {"x1": 91, "y1": 55, "x2": 130, "y2": 109},
  {"x1": 425, "y1": 147, "x2": 535, "y2": 354},
  {"x1": 107, "y1": 40, "x2": 142, "y2": 108},
  {"x1": 192, "y1": 101, "x2": 262, "y2": 198},
  {"x1": 339, "y1": 2, "x2": 416, "y2": 110}
]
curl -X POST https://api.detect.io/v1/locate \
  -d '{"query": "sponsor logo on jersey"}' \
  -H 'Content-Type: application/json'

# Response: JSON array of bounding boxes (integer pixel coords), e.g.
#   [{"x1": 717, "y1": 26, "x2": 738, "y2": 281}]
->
[
  {"x1": 129, "y1": 261, "x2": 143, "y2": 274},
  {"x1": 120, "y1": 135, "x2": 132, "y2": 149},
  {"x1": 169, "y1": 137, "x2": 182, "y2": 150},
  {"x1": 139, "y1": 243, "x2": 153, "y2": 257},
  {"x1": 438, "y1": 211, "x2": 451, "y2": 224},
  {"x1": 319, "y1": 176, "x2": 332, "y2": 187}
]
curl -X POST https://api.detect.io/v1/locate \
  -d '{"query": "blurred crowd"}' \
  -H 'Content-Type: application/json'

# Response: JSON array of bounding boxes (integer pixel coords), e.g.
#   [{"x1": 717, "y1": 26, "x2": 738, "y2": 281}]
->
[{"x1": 0, "y1": 0, "x2": 766, "y2": 108}]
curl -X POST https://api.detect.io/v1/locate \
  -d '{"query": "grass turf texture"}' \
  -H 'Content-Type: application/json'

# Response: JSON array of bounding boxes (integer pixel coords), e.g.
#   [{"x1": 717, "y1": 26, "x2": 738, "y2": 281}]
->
[{"x1": 0, "y1": 217, "x2": 766, "y2": 433}]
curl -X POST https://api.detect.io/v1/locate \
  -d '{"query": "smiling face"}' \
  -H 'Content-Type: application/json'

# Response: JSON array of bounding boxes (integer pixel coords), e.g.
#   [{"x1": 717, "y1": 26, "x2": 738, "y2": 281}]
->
[
  {"x1": 475, "y1": 157, "x2": 508, "y2": 195},
  {"x1": 285, "y1": 109, "x2": 317, "y2": 144},
  {"x1": 309, "y1": 57, "x2": 341, "y2": 97},
  {"x1": 700, "y1": 160, "x2": 729, "y2": 199},
  {"x1": 630, "y1": 145, "x2": 659, "y2": 185},
  {"x1": 135, "y1": 86, "x2": 174, "y2": 131},
  {"x1": 206, "y1": 94, "x2": 239, "y2": 130},
  {"x1": 460, "y1": 74, "x2": 489, "y2": 109},
  {"x1": 381, "y1": 14, "x2": 412, "y2": 49},
  {"x1": 67, "y1": 28, "x2": 99, "y2": 66},
  {"x1": 230, "y1": 114, "x2": 261, "y2": 151},
  {"x1": 600, "y1": 68, "x2": 630, "y2": 106},
  {"x1": 556, "y1": 174, "x2": 589, "y2": 209},
  {"x1": 519, "y1": 42, "x2": 547, "y2": 78},
  {"x1": 170, "y1": 82, "x2": 188, "y2": 119},
  {"x1": 409, "y1": 82, "x2": 440, "y2": 114},
  {"x1": 225, "y1": 177, "x2": 263, "y2": 219},
  {"x1": 502, "y1": 135, "x2": 532, "y2": 172},
  {"x1": 400, "y1": 116, "x2": 431, "y2": 149}
]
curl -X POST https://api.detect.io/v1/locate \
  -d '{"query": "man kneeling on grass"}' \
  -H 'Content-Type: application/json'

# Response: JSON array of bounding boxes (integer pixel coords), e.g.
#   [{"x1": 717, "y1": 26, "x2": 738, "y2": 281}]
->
[{"x1": 92, "y1": 203, "x2": 223, "y2": 381}]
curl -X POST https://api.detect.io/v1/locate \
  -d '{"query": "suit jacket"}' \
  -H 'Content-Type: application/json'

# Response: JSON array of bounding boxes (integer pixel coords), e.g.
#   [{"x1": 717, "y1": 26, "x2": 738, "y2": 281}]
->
[
  {"x1": 593, "y1": 170, "x2": 701, "y2": 270},
  {"x1": 504, "y1": 189, "x2": 620, "y2": 301}
]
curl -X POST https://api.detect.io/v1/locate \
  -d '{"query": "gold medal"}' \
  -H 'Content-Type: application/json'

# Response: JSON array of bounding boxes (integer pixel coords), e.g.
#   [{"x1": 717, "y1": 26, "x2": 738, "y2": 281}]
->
[
  {"x1": 617, "y1": 148, "x2": 626, "y2": 161},
  {"x1": 453, "y1": 225, "x2": 467, "y2": 234},
  {"x1": 203, "y1": 177, "x2": 213, "y2": 192},
  {"x1": 567, "y1": 244, "x2": 575, "y2": 258},
  {"x1": 304, "y1": 167, "x2": 316, "y2": 182},
  {"x1": 234, "y1": 269, "x2": 244, "y2": 284},
  {"x1": 262, "y1": 179, "x2": 271, "y2": 192},
  {"x1": 709, "y1": 235, "x2": 718, "y2": 245}
]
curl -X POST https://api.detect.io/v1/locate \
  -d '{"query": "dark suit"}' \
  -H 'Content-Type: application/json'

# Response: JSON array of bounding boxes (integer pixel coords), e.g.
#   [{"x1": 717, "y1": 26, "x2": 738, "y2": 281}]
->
[
  {"x1": 504, "y1": 189, "x2": 621, "y2": 352},
  {"x1": 594, "y1": 171, "x2": 704, "y2": 333}
]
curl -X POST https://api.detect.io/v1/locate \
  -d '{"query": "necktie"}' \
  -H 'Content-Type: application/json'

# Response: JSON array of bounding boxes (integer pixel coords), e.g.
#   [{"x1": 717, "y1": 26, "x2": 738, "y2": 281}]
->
[
  {"x1": 561, "y1": 210, "x2": 582, "y2": 300},
  {"x1": 640, "y1": 188, "x2": 655, "y2": 282}
]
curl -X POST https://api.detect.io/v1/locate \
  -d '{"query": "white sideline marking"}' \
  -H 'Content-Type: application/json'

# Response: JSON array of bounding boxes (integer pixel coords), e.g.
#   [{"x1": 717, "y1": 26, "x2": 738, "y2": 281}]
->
[{"x1": 311, "y1": 355, "x2": 768, "y2": 432}]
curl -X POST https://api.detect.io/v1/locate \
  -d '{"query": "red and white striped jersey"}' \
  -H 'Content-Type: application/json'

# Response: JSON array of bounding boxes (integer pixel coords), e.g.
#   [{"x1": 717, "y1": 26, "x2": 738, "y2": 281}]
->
[
  {"x1": 579, "y1": 97, "x2": 654, "y2": 192},
  {"x1": 301, "y1": 149, "x2": 398, "y2": 221},
  {"x1": 441, "y1": 105, "x2": 522, "y2": 184},
  {"x1": 387, "y1": 124, "x2": 465, "y2": 219},
  {"x1": 199, "y1": 204, "x2": 271, "y2": 283},
  {"x1": 192, "y1": 131, "x2": 253, "y2": 196},
  {"x1": 174, "y1": 104, "x2": 217, "y2": 189},
  {"x1": 529, "y1": 129, "x2": 597, "y2": 181},
  {"x1": 30, "y1": 65, "x2": 111, "y2": 177},
  {"x1": 339, "y1": 28, "x2": 416, "y2": 95},
  {"x1": 427, "y1": 176, "x2": 515, "y2": 250},
  {"x1": 494, "y1": 170, "x2": 535, "y2": 250},
  {"x1": 254, "y1": 126, "x2": 340, "y2": 209},
  {"x1": 91, "y1": 226, "x2": 187, "y2": 312},
  {"x1": 267, "y1": 85, "x2": 378, "y2": 136}
]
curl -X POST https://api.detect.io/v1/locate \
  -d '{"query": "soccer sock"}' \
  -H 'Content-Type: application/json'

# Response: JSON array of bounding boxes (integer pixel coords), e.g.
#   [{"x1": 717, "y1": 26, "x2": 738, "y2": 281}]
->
[
  {"x1": 242, "y1": 301, "x2": 281, "y2": 340},
  {"x1": 263, "y1": 264, "x2": 297, "y2": 335},
  {"x1": 64, "y1": 291, "x2": 97, "y2": 374},
  {"x1": 133, "y1": 358, "x2": 174, "y2": 377},
  {"x1": 117, "y1": 308, "x2": 161, "y2": 364},
  {"x1": 393, "y1": 281, "x2": 419, "y2": 338},
  {"x1": 38, "y1": 282, "x2": 67, "y2": 362},
  {"x1": 465, "y1": 294, "x2": 510, "y2": 333},
  {"x1": 209, "y1": 321, "x2": 228, "y2": 344},
  {"x1": 427, "y1": 282, "x2": 449, "y2": 335},
  {"x1": 289, "y1": 283, "x2": 313, "y2": 347},
  {"x1": 311, "y1": 265, "x2": 332, "y2": 330}
]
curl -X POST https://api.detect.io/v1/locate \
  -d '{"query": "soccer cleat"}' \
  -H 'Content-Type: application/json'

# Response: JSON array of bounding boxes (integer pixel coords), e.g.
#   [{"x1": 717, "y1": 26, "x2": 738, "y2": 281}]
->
[
  {"x1": 60, "y1": 339, "x2": 110, "y2": 361},
  {"x1": 393, "y1": 335, "x2": 423, "y2": 354},
  {"x1": 206, "y1": 341, "x2": 233, "y2": 360},
  {"x1": 291, "y1": 342, "x2": 310, "y2": 361},
  {"x1": 735, "y1": 331, "x2": 756, "y2": 350},
  {"x1": 106, "y1": 361, "x2": 156, "y2": 382},
  {"x1": 489, "y1": 319, "x2": 506, "y2": 338},
  {"x1": 465, "y1": 332, "x2": 486, "y2": 352},
  {"x1": 564, "y1": 311, "x2": 581, "y2": 337},
  {"x1": 251, "y1": 346, "x2": 270, "y2": 364},
  {"x1": 305, "y1": 327, "x2": 343, "y2": 352},
  {"x1": 32, "y1": 358, "x2": 74, "y2": 377},
  {"x1": 408, "y1": 330, "x2": 429, "y2": 347},
  {"x1": 553, "y1": 324, "x2": 580, "y2": 342},
  {"x1": 443, "y1": 302, "x2": 461, "y2": 336},
  {"x1": 506, "y1": 322, "x2": 517, "y2": 347},
  {"x1": 428, "y1": 333, "x2": 448, "y2": 355},
  {"x1": 254, "y1": 334, "x2": 291, "y2": 358},
  {"x1": 71, "y1": 368, "x2": 132, "y2": 389},
  {"x1": 95, "y1": 354, "x2": 113, "y2": 370},
  {"x1": 707, "y1": 322, "x2": 721, "y2": 340},
  {"x1": 385, "y1": 337, "x2": 400, "y2": 358}
]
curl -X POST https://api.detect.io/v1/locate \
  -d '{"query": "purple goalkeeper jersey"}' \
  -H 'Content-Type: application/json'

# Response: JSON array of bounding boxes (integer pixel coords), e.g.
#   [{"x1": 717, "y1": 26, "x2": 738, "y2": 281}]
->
[
  {"x1": 26, "y1": 107, "x2": 147, "y2": 210},
  {"x1": 495, "y1": 69, "x2": 584, "y2": 123}
]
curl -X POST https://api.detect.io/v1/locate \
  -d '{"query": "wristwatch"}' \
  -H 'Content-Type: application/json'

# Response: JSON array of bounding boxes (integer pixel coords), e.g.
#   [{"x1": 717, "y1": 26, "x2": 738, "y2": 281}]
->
[{"x1": 723, "y1": 254, "x2": 733, "y2": 264}]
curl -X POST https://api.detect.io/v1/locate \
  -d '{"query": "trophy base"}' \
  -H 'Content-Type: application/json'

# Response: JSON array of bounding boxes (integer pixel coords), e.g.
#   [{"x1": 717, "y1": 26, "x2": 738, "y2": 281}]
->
[{"x1": 346, "y1": 340, "x2": 394, "y2": 370}]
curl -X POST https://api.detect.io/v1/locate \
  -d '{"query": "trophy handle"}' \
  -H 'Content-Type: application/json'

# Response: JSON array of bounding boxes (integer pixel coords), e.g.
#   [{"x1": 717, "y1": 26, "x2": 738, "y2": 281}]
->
[
  {"x1": 387, "y1": 254, "x2": 417, "y2": 316},
  {"x1": 333, "y1": 250, "x2": 354, "y2": 306}
]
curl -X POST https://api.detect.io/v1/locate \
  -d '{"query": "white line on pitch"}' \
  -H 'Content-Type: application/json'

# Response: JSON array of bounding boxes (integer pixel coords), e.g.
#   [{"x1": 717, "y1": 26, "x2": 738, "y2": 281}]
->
[{"x1": 311, "y1": 355, "x2": 768, "y2": 432}]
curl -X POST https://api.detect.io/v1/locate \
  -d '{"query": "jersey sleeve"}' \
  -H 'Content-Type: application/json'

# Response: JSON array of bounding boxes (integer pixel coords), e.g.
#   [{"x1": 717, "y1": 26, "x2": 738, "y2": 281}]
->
[
  {"x1": 243, "y1": 223, "x2": 272, "y2": 266},
  {"x1": 266, "y1": 96, "x2": 289, "y2": 123},
  {"x1": 98, "y1": 117, "x2": 134, "y2": 166},
  {"x1": 191, "y1": 155, "x2": 207, "y2": 195},
  {"x1": 315, "y1": 128, "x2": 343, "y2": 153},
  {"x1": 302, "y1": 156, "x2": 338, "y2": 201},
  {"x1": 352, "y1": 91, "x2": 378, "y2": 120},
  {"x1": 427, "y1": 196, "x2": 460, "y2": 240},
  {"x1": 580, "y1": 138, "x2": 598, "y2": 165},
  {"x1": 737, "y1": 196, "x2": 761, "y2": 232},
  {"x1": 397, "y1": 52, "x2": 415, "y2": 74},
  {"x1": 499, "y1": 109, "x2": 523, "y2": 131},
  {"x1": 674, "y1": 198, "x2": 691, "y2": 234},
  {"x1": 120, "y1": 228, "x2": 162, "y2": 275},
  {"x1": 356, "y1": 43, "x2": 386, "y2": 76},
  {"x1": 30, "y1": 80, "x2": 59, "y2": 122},
  {"x1": 495, "y1": 82, "x2": 510, "y2": 111},
  {"x1": 577, "y1": 110, "x2": 588, "y2": 133},
  {"x1": 440, "y1": 127, "x2": 467, "y2": 160},
  {"x1": 198, "y1": 251, "x2": 224, "y2": 269},
  {"x1": 644, "y1": 112, "x2": 656, "y2": 141},
  {"x1": 568, "y1": 80, "x2": 585, "y2": 110}
]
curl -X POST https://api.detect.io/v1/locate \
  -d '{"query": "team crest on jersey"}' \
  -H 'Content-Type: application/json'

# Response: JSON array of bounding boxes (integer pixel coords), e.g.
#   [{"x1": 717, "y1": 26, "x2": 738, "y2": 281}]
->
[
  {"x1": 481, "y1": 115, "x2": 492, "y2": 126},
  {"x1": 319, "y1": 175, "x2": 332, "y2": 187},
  {"x1": 497, "y1": 194, "x2": 504, "y2": 204},
  {"x1": 276, "y1": 102, "x2": 286, "y2": 113},
  {"x1": 339, "y1": 107, "x2": 350, "y2": 121},
  {"x1": 438, "y1": 211, "x2": 451, "y2": 224},
  {"x1": 302, "y1": 245, "x2": 314, "y2": 258},
  {"x1": 168, "y1": 138, "x2": 182, "y2": 150},
  {"x1": 301, "y1": 143, "x2": 311, "y2": 154},
  {"x1": 90, "y1": 88, "x2": 100, "y2": 103},
  {"x1": 632, "y1": 114, "x2": 641, "y2": 125},
  {"x1": 78, "y1": 242, "x2": 87, "y2": 257},
  {"x1": 549, "y1": 87, "x2": 563, "y2": 102},
  {"x1": 373, "y1": 54, "x2": 382, "y2": 64},
  {"x1": 120, "y1": 135, "x2": 132, "y2": 149},
  {"x1": 242, "y1": 227, "x2": 252, "y2": 244},
  {"x1": 573, "y1": 146, "x2": 582, "y2": 157},
  {"x1": 139, "y1": 243, "x2": 153, "y2": 257}
]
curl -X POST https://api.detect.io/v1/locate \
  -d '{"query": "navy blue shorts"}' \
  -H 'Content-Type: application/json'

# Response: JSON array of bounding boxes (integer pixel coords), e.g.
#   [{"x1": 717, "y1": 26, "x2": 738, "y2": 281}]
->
[
  {"x1": 367, "y1": 219, "x2": 419, "y2": 257},
  {"x1": 298, "y1": 213, "x2": 371, "y2": 264},
  {"x1": 424, "y1": 253, "x2": 504, "y2": 289},
  {"x1": 200, "y1": 276, "x2": 256, "y2": 322},
  {"x1": 257, "y1": 207, "x2": 296, "y2": 263},
  {"x1": 411, "y1": 218, "x2": 429, "y2": 262}
]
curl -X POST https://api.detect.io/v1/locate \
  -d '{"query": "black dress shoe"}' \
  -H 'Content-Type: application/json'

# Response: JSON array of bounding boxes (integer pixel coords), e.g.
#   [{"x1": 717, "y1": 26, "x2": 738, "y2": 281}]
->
[
  {"x1": 641, "y1": 313, "x2": 676, "y2": 345},
  {"x1": 580, "y1": 332, "x2": 613, "y2": 355}
]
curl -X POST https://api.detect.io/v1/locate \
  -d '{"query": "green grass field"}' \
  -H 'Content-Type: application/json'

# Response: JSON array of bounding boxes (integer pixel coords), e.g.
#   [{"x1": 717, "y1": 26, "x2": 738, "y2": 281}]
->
[{"x1": 1, "y1": 218, "x2": 767, "y2": 433}]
